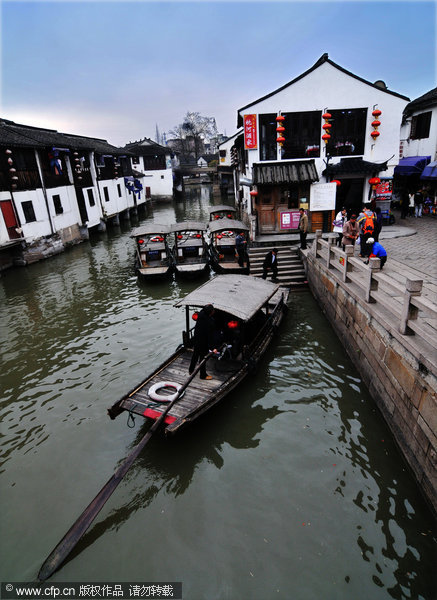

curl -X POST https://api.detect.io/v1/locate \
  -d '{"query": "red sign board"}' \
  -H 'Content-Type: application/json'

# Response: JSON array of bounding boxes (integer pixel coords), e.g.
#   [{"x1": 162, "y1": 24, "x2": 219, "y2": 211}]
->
[
  {"x1": 279, "y1": 210, "x2": 300, "y2": 230},
  {"x1": 244, "y1": 114, "x2": 257, "y2": 149}
]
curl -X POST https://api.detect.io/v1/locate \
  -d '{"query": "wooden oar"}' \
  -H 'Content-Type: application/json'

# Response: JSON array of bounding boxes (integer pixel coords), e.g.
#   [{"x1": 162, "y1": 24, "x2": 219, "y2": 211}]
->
[{"x1": 38, "y1": 349, "x2": 218, "y2": 581}]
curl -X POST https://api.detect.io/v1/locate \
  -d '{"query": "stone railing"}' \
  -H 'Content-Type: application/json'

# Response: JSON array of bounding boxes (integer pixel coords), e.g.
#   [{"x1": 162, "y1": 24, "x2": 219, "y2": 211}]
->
[{"x1": 312, "y1": 230, "x2": 437, "y2": 352}]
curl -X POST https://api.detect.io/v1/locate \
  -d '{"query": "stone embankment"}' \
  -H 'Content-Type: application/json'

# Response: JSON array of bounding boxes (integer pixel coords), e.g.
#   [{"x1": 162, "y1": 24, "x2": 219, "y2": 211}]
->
[{"x1": 302, "y1": 220, "x2": 437, "y2": 516}]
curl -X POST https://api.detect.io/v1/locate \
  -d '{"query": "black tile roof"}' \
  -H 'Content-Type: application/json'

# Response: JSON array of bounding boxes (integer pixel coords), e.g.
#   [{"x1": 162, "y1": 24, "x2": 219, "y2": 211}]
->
[
  {"x1": 323, "y1": 157, "x2": 388, "y2": 176},
  {"x1": 403, "y1": 87, "x2": 437, "y2": 117},
  {"x1": 0, "y1": 118, "x2": 127, "y2": 155},
  {"x1": 124, "y1": 137, "x2": 171, "y2": 156}
]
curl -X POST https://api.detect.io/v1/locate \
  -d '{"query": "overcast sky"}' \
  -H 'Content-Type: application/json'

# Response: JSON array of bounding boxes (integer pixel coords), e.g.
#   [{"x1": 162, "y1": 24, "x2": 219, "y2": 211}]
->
[{"x1": 1, "y1": 0, "x2": 435, "y2": 147}]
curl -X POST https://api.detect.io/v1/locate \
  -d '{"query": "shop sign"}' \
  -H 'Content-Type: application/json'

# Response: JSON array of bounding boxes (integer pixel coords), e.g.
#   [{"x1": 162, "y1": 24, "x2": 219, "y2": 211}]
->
[
  {"x1": 244, "y1": 114, "x2": 257, "y2": 149},
  {"x1": 375, "y1": 179, "x2": 393, "y2": 198},
  {"x1": 280, "y1": 210, "x2": 300, "y2": 230},
  {"x1": 310, "y1": 183, "x2": 336, "y2": 211}
]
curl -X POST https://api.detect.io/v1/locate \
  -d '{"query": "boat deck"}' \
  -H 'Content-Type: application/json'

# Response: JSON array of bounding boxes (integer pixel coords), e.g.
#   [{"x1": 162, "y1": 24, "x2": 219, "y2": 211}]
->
[{"x1": 119, "y1": 349, "x2": 243, "y2": 428}]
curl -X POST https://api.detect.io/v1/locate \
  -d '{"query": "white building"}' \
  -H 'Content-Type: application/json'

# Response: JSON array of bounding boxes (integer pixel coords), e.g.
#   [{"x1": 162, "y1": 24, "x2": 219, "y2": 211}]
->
[{"x1": 236, "y1": 53, "x2": 409, "y2": 236}]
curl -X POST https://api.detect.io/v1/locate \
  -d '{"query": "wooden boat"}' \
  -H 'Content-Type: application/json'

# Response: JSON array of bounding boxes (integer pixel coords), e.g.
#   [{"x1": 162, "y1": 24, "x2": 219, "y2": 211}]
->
[
  {"x1": 170, "y1": 221, "x2": 209, "y2": 279},
  {"x1": 131, "y1": 224, "x2": 173, "y2": 279},
  {"x1": 108, "y1": 275, "x2": 289, "y2": 435},
  {"x1": 207, "y1": 218, "x2": 250, "y2": 274},
  {"x1": 208, "y1": 204, "x2": 236, "y2": 221}
]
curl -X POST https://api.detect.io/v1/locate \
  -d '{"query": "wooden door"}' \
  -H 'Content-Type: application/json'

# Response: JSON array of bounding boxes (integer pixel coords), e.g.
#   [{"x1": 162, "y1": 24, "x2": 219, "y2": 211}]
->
[
  {"x1": 258, "y1": 189, "x2": 276, "y2": 232},
  {"x1": 0, "y1": 200, "x2": 21, "y2": 239}
]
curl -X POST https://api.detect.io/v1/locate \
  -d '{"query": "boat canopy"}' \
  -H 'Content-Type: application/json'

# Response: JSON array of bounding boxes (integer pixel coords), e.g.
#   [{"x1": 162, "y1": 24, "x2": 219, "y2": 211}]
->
[
  {"x1": 131, "y1": 224, "x2": 170, "y2": 237},
  {"x1": 208, "y1": 205, "x2": 236, "y2": 214},
  {"x1": 171, "y1": 221, "x2": 207, "y2": 233},
  {"x1": 208, "y1": 219, "x2": 249, "y2": 234},
  {"x1": 175, "y1": 275, "x2": 279, "y2": 322}
]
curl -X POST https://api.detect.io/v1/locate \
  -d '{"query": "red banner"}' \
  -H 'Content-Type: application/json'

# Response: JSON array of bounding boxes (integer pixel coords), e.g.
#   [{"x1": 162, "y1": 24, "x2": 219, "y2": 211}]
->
[{"x1": 244, "y1": 114, "x2": 257, "y2": 149}]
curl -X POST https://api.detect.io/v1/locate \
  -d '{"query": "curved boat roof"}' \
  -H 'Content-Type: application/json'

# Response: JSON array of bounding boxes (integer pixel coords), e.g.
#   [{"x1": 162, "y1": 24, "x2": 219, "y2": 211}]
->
[
  {"x1": 175, "y1": 275, "x2": 279, "y2": 321},
  {"x1": 131, "y1": 224, "x2": 170, "y2": 237},
  {"x1": 208, "y1": 205, "x2": 236, "y2": 214},
  {"x1": 171, "y1": 221, "x2": 207, "y2": 232},
  {"x1": 208, "y1": 219, "x2": 249, "y2": 234}
]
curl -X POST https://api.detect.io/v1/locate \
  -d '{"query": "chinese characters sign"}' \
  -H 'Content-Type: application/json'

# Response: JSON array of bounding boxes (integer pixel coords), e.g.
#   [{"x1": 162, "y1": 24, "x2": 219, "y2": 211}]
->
[
  {"x1": 280, "y1": 211, "x2": 300, "y2": 230},
  {"x1": 244, "y1": 114, "x2": 257, "y2": 149}
]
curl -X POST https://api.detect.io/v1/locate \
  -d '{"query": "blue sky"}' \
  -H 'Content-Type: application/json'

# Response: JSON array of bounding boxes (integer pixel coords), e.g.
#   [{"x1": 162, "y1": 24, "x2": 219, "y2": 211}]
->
[{"x1": 1, "y1": 1, "x2": 435, "y2": 146}]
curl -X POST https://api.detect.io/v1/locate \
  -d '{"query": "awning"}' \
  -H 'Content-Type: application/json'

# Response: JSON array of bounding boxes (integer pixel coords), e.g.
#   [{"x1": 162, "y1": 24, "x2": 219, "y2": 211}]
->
[
  {"x1": 323, "y1": 157, "x2": 388, "y2": 176},
  {"x1": 420, "y1": 160, "x2": 437, "y2": 180},
  {"x1": 253, "y1": 160, "x2": 319, "y2": 185},
  {"x1": 394, "y1": 156, "x2": 431, "y2": 176}
]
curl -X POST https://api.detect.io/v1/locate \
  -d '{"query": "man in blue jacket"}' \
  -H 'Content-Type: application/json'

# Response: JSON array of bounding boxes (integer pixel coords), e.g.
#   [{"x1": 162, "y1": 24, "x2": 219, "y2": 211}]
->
[{"x1": 365, "y1": 238, "x2": 387, "y2": 269}]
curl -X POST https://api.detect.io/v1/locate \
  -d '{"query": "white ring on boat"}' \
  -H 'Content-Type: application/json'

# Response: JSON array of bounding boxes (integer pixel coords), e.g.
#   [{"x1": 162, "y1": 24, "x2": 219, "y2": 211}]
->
[{"x1": 148, "y1": 381, "x2": 182, "y2": 402}]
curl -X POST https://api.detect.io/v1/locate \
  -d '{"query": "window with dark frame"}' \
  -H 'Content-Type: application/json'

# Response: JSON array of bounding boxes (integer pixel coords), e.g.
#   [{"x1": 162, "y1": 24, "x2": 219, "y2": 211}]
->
[
  {"x1": 52, "y1": 194, "x2": 63, "y2": 214},
  {"x1": 103, "y1": 187, "x2": 110, "y2": 202},
  {"x1": 325, "y1": 108, "x2": 367, "y2": 157},
  {"x1": 410, "y1": 111, "x2": 432, "y2": 140},
  {"x1": 259, "y1": 113, "x2": 277, "y2": 161},
  {"x1": 117, "y1": 183, "x2": 122, "y2": 197},
  {"x1": 22, "y1": 200, "x2": 36, "y2": 223},
  {"x1": 281, "y1": 111, "x2": 321, "y2": 159},
  {"x1": 87, "y1": 189, "x2": 95, "y2": 207}
]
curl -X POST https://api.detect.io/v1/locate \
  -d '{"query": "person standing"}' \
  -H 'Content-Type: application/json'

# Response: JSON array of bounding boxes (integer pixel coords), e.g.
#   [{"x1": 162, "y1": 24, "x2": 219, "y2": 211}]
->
[
  {"x1": 374, "y1": 206, "x2": 383, "y2": 242},
  {"x1": 357, "y1": 203, "x2": 376, "y2": 257},
  {"x1": 333, "y1": 207, "x2": 347, "y2": 247},
  {"x1": 189, "y1": 304, "x2": 217, "y2": 380},
  {"x1": 262, "y1": 248, "x2": 279, "y2": 281},
  {"x1": 365, "y1": 238, "x2": 388, "y2": 269},
  {"x1": 342, "y1": 214, "x2": 359, "y2": 249},
  {"x1": 298, "y1": 208, "x2": 308, "y2": 250},
  {"x1": 235, "y1": 231, "x2": 249, "y2": 269},
  {"x1": 414, "y1": 189, "x2": 424, "y2": 217}
]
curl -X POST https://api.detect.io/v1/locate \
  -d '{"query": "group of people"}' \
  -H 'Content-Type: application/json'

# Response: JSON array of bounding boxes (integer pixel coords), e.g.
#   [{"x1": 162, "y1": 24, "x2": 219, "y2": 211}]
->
[
  {"x1": 399, "y1": 188, "x2": 428, "y2": 219},
  {"x1": 334, "y1": 203, "x2": 387, "y2": 266}
]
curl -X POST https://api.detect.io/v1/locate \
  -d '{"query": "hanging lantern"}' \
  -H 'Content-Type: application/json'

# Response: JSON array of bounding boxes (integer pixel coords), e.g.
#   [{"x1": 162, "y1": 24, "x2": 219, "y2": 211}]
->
[
  {"x1": 192, "y1": 312, "x2": 199, "y2": 321},
  {"x1": 276, "y1": 126, "x2": 285, "y2": 133},
  {"x1": 322, "y1": 112, "x2": 332, "y2": 121},
  {"x1": 275, "y1": 115, "x2": 285, "y2": 123},
  {"x1": 369, "y1": 177, "x2": 381, "y2": 189},
  {"x1": 322, "y1": 133, "x2": 331, "y2": 144},
  {"x1": 5, "y1": 149, "x2": 12, "y2": 155},
  {"x1": 276, "y1": 114, "x2": 285, "y2": 146},
  {"x1": 371, "y1": 130, "x2": 380, "y2": 139},
  {"x1": 250, "y1": 190, "x2": 258, "y2": 197},
  {"x1": 7, "y1": 157, "x2": 13, "y2": 165},
  {"x1": 371, "y1": 120, "x2": 381, "y2": 129},
  {"x1": 322, "y1": 123, "x2": 332, "y2": 131},
  {"x1": 277, "y1": 136, "x2": 285, "y2": 146},
  {"x1": 332, "y1": 180, "x2": 341, "y2": 186},
  {"x1": 372, "y1": 109, "x2": 382, "y2": 118}
]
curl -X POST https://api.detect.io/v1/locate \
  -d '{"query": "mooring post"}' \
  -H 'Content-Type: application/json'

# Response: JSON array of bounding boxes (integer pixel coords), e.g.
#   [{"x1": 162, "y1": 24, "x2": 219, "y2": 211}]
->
[
  {"x1": 326, "y1": 234, "x2": 337, "y2": 268},
  {"x1": 365, "y1": 257, "x2": 380, "y2": 302},
  {"x1": 343, "y1": 245, "x2": 354, "y2": 282},
  {"x1": 313, "y1": 230, "x2": 322, "y2": 257},
  {"x1": 400, "y1": 278, "x2": 423, "y2": 334}
]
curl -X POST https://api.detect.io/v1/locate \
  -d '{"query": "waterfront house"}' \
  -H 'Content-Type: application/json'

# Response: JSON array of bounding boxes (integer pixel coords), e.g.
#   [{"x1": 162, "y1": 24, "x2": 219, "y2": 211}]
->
[
  {"x1": 123, "y1": 138, "x2": 177, "y2": 201},
  {"x1": 0, "y1": 119, "x2": 141, "y2": 269},
  {"x1": 236, "y1": 53, "x2": 410, "y2": 237},
  {"x1": 217, "y1": 130, "x2": 243, "y2": 197},
  {"x1": 394, "y1": 87, "x2": 437, "y2": 203}
]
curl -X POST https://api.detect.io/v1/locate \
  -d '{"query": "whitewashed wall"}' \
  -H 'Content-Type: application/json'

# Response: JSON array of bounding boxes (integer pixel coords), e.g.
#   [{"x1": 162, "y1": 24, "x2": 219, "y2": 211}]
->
[
  {"x1": 132, "y1": 155, "x2": 174, "y2": 198},
  {"x1": 400, "y1": 105, "x2": 437, "y2": 160}
]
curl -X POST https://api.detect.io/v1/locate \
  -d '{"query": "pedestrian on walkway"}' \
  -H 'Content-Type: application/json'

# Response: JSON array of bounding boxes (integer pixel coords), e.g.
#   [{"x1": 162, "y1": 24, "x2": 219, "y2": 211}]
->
[
  {"x1": 262, "y1": 248, "x2": 279, "y2": 281},
  {"x1": 365, "y1": 238, "x2": 387, "y2": 269},
  {"x1": 298, "y1": 208, "x2": 308, "y2": 250},
  {"x1": 374, "y1": 206, "x2": 383, "y2": 242},
  {"x1": 341, "y1": 214, "x2": 359, "y2": 250},
  {"x1": 357, "y1": 203, "x2": 376, "y2": 257},
  {"x1": 414, "y1": 189, "x2": 424, "y2": 217},
  {"x1": 333, "y1": 207, "x2": 347, "y2": 247}
]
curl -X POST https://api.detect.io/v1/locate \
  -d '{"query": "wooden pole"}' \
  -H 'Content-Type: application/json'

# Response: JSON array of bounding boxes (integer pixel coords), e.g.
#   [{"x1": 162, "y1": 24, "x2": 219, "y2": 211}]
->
[{"x1": 38, "y1": 349, "x2": 219, "y2": 582}]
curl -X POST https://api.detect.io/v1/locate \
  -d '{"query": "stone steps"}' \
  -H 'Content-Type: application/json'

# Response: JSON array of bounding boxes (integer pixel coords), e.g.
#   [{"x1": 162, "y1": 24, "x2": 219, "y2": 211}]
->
[{"x1": 248, "y1": 245, "x2": 307, "y2": 288}]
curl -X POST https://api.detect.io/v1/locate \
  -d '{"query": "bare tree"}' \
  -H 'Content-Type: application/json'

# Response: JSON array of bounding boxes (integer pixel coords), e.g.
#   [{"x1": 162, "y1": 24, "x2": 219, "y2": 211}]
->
[{"x1": 168, "y1": 112, "x2": 218, "y2": 162}]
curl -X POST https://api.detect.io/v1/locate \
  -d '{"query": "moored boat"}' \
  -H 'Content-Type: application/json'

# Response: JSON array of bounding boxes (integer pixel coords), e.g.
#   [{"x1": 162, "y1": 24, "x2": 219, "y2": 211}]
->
[
  {"x1": 170, "y1": 221, "x2": 209, "y2": 279},
  {"x1": 108, "y1": 275, "x2": 289, "y2": 435},
  {"x1": 208, "y1": 204, "x2": 236, "y2": 221},
  {"x1": 207, "y1": 218, "x2": 250, "y2": 274},
  {"x1": 131, "y1": 224, "x2": 173, "y2": 279}
]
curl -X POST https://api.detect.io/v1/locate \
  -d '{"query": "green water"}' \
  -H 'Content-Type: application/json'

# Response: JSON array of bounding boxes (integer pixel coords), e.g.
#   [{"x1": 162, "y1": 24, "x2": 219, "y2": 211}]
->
[{"x1": 1, "y1": 186, "x2": 435, "y2": 599}]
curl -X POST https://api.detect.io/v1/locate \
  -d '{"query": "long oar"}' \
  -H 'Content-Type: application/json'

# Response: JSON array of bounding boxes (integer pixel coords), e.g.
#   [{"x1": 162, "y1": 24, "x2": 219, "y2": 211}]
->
[{"x1": 38, "y1": 349, "x2": 218, "y2": 581}]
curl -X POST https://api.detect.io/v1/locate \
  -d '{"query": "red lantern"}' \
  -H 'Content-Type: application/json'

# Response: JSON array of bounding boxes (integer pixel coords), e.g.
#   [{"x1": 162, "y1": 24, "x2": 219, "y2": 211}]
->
[
  {"x1": 322, "y1": 133, "x2": 331, "y2": 144},
  {"x1": 371, "y1": 130, "x2": 380, "y2": 139},
  {"x1": 217, "y1": 234, "x2": 223, "y2": 239},
  {"x1": 332, "y1": 180, "x2": 341, "y2": 186},
  {"x1": 372, "y1": 109, "x2": 382, "y2": 118},
  {"x1": 369, "y1": 177, "x2": 381, "y2": 189},
  {"x1": 177, "y1": 234, "x2": 183, "y2": 239},
  {"x1": 322, "y1": 123, "x2": 332, "y2": 130},
  {"x1": 371, "y1": 120, "x2": 381, "y2": 128},
  {"x1": 276, "y1": 126, "x2": 285, "y2": 133},
  {"x1": 322, "y1": 112, "x2": 332, "y2": 120},
  {"x1": 227, "y1": 213, "x2": 232, "y2": 218},
  {"x1": 277, "y1": 136, "x2": 285, "y2": 144},
  {"x1": 195, "y1": 234, "x2": 201, "y2": 238},
  {"x1": 250, "y1": 190, "x2": 258, "y2": 197},
  {"x1": 227, "y1": 320, "x2": 239, "y2": 329},
  {"x1": 276, "y1": 115, "x2": 285, "y2": 122},
  {"x1": 138, "y1": 239, "x2": 144, "y2": 245},
  {"x1": 192, "y1": 312, "x2": 199, "y2": 321}
]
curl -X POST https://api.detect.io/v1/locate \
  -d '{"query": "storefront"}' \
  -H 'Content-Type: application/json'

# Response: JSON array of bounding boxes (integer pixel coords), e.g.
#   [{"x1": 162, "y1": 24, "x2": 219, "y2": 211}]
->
[{"x1": 252, "y1": 160, "x2": 318, "y2": 234}]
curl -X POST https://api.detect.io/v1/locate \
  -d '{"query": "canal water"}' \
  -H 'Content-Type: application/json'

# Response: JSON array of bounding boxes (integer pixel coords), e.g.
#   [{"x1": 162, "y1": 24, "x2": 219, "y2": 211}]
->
[{"x1": 1, "y1": 185, "x2": 435, "y2": 600}]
